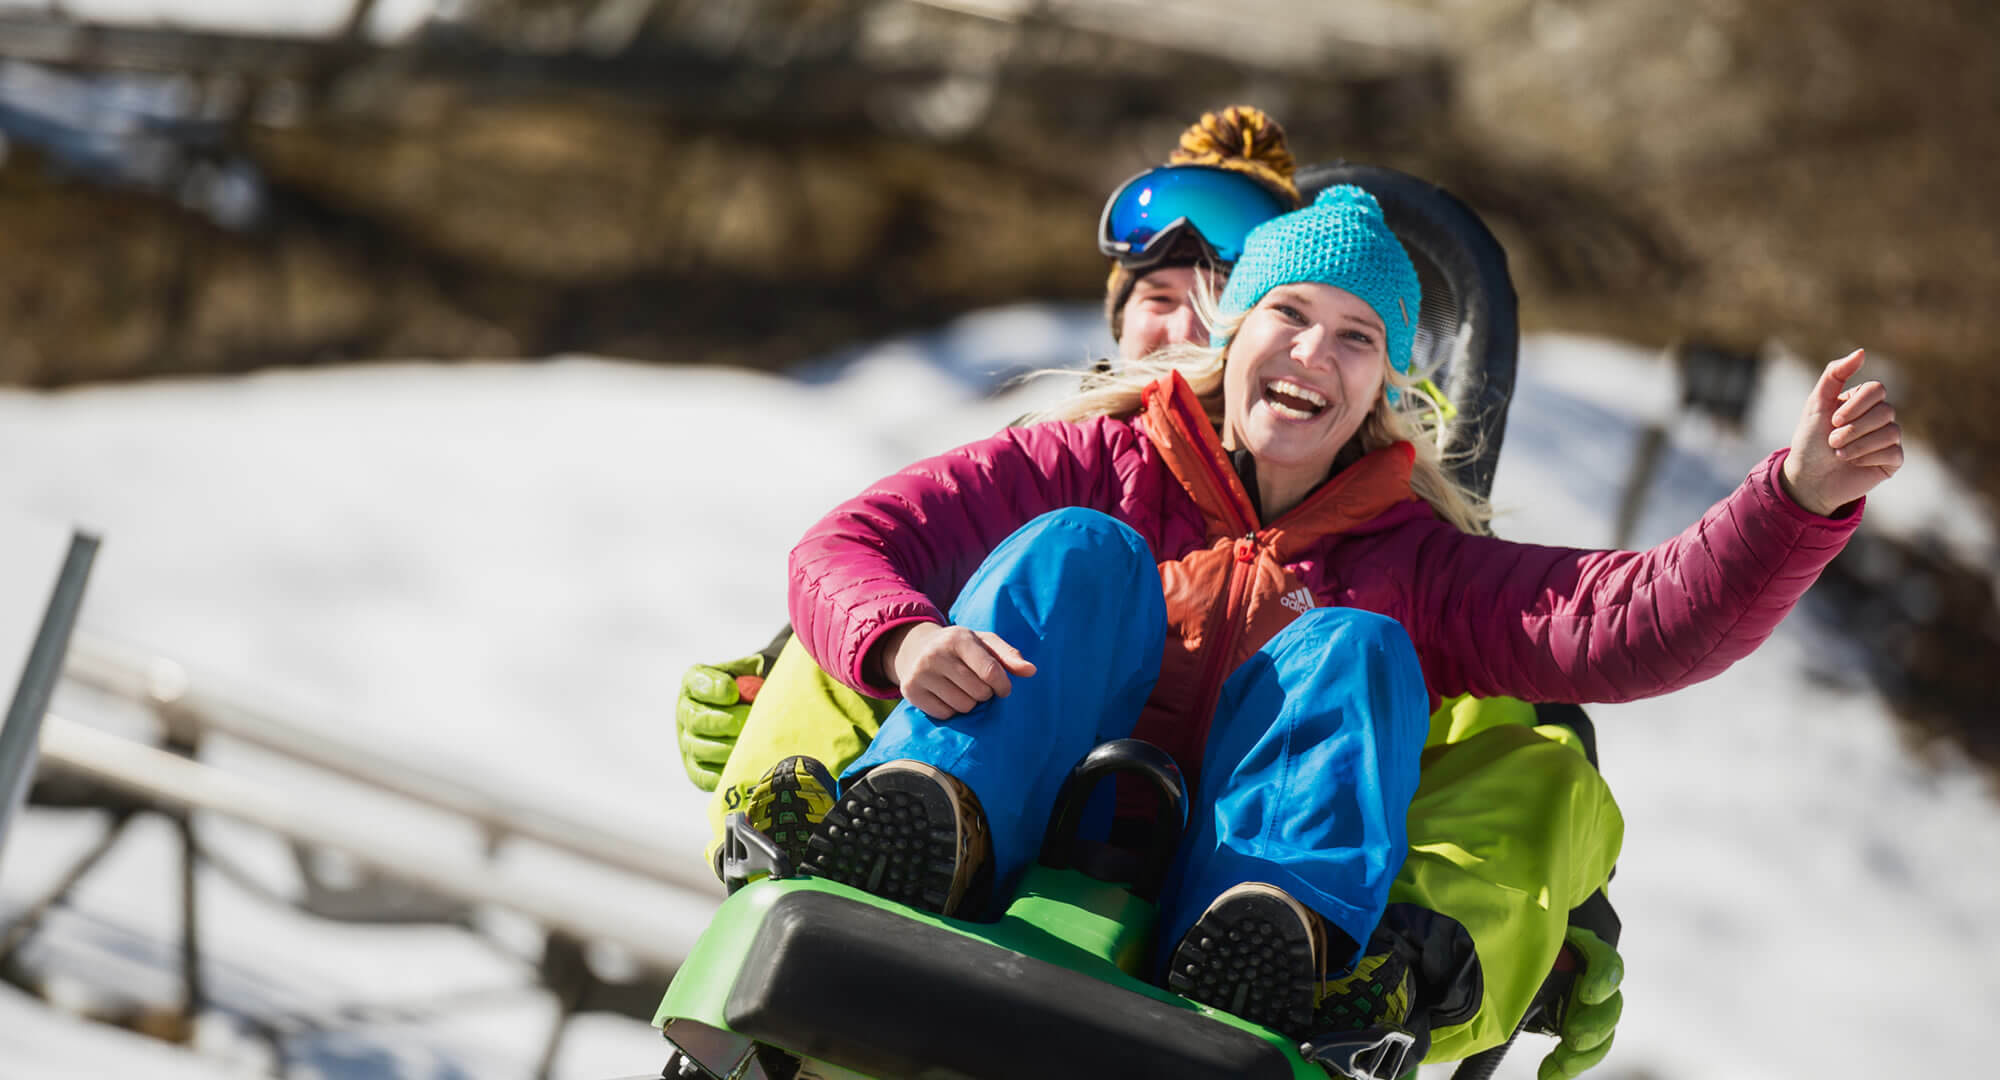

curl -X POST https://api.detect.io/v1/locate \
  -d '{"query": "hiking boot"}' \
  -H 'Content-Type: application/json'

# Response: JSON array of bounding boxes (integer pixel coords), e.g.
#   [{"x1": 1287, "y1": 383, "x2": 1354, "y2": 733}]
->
[
  {"x1": 1302, "y1": 938, "x2": 1427, "y2": 1080},
  {"x1": 1168, "y1": 883, "x2": 1428, "y2": 1079},
  {"x1": 1167, "y1": 882, "x2": 1325, "y2": 1037},
  {"x1": 802, "y1": 758, "x2": 991, "y2": 917},
  {"x1": 743, "y1": 755, "x2": 839, "y2": 869},
  {"x1": 1316, "y1": 942, "x2": 1417, "y2": 1035}
]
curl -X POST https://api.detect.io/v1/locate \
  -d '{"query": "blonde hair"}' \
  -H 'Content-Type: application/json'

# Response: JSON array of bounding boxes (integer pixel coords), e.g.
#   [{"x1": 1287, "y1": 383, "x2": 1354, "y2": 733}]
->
[{"x1": 1030, "y1": 298, "x2": 1492, "y2": 534}]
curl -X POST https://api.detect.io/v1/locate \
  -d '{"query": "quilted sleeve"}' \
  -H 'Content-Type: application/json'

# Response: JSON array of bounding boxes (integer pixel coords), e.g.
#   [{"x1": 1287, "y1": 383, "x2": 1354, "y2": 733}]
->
[
  {"x1": 787, "y1": 417, "x2": 1153, "y2": 697},
  {"x1": 1406, "y1": 449, "x2": 1860, "y2": 703}
]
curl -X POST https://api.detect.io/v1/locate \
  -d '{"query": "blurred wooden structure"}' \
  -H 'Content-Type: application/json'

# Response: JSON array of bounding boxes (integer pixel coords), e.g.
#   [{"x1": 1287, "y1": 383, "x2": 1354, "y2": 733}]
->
[
  {"x1": 8, "y1": 627, "x2": 723, "y2": 1077},
  {"x1": 1, "y1": 0, "x2": 1994, "y2": 399},
  {"x1": 0, "y1": 0, "x2": 1467, "y2": 385}
]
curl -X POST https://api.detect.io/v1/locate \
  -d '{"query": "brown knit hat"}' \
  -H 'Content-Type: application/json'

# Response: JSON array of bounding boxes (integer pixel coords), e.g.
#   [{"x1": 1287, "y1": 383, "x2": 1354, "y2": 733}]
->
[{"x1": 1105, "y1": 106, "x2": 1302, "y2": 341}]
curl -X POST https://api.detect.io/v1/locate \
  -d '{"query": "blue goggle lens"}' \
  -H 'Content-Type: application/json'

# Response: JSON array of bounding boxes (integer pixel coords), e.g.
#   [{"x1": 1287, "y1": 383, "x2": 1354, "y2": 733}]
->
[{"x1": 1099, "y1": 165, "x2": 1288, "y2": 267}]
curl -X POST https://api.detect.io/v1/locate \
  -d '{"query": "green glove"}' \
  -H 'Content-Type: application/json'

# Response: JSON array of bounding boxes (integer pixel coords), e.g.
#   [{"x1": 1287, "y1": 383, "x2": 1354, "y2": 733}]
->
[
  {"x1": 676, "y1": 653, "x2": 768, "y2": 791},
  {"x1": 1538, "y1": 926, "x2": 1623, "y2": 1080}
]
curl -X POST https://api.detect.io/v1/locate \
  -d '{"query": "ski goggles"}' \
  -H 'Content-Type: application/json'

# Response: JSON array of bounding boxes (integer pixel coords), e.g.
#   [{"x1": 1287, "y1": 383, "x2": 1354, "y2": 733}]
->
[{"x1": 1097, "y1": 164, "x2": 1291, "y2": 271}]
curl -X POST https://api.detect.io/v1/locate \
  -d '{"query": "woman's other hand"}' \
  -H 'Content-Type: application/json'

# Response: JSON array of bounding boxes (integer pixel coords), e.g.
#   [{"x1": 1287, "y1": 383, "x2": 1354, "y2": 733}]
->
[
  {"x1": 880, "y1": 622, "x2": 1037, "y2": 719},
  {"x1": 1781, "y1": 349, "x2": 1904, "y2": 516}
]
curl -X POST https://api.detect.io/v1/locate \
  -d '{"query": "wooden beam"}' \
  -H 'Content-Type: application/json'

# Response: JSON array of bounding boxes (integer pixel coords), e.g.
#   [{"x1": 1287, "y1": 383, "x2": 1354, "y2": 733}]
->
[
  {"x1": 36, "y1": 713, "x2": 709, "y2": 973},
  {"x1": 0, "y1": 15, "x2": 334, "y2": 76},
  {"x1": 62, "y1": 635, "x2": 723, "y2": 900}
]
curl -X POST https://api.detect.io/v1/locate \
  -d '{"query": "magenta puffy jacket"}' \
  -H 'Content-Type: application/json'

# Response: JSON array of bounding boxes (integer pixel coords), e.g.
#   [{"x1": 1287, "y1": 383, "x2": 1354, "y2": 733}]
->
[{"x1": 789, "y1": 376, "x2": 1859, "y2": 719}]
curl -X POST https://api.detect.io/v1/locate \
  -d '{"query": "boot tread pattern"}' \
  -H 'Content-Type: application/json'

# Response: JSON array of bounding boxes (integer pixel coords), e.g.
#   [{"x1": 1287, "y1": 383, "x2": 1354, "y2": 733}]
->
[
  {"x1": 805, "y1": 769, "x2": 967, "y2": 914},
  {"x1": 1167, "y1": 892, "x2": 1319, "y2": 1039}
]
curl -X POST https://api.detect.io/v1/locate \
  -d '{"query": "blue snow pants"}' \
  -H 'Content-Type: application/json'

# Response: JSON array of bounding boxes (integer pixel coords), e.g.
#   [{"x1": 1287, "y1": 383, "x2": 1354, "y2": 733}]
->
[{"x1": 844, "y1": 508, "x2": 1430, "y2": 972}]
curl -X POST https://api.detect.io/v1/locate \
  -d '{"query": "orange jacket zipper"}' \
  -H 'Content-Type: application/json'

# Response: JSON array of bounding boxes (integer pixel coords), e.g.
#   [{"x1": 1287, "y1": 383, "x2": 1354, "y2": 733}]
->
[
  {"x1": 1171, "y1": 382, "x2": 1264, "y2": 738},
  {"x1": 1191, "y1": 532, "x2": 1262, "y2": 733}
]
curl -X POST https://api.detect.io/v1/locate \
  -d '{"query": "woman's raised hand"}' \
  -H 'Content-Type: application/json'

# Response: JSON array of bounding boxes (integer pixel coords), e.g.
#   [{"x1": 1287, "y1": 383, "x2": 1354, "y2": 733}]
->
[
  {"x1": 880, "y1": 621, "x2": 1037, "y2": 719},
  {"x1": 1780, "y1": 349, "x2": 1904, "y2": 516}
]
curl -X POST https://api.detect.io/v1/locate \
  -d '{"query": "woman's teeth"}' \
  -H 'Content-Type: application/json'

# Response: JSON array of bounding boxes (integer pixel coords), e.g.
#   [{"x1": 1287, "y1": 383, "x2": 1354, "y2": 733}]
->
[{"x1": 1264, "y1": 379, "x2": 1328, "y2": 420}]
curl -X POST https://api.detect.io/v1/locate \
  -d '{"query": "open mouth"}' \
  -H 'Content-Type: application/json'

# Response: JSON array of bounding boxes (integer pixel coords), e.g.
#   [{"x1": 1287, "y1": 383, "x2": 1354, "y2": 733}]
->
[{"x1": 1262, "y1": 378, "x2": 1329, "y2": 421}]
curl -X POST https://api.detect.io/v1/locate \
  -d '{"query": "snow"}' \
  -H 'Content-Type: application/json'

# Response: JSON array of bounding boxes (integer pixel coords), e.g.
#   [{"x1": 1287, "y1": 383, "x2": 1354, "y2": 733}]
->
[{"x1": 2, "y1": 311, "x2": 1997, "y2": 1079}]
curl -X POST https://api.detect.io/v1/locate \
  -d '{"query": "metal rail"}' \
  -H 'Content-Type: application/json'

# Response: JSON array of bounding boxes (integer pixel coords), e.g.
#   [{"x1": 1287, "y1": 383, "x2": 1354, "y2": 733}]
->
[{"x1": 1, "y1": 531, "x2": 100, "y2": 864}]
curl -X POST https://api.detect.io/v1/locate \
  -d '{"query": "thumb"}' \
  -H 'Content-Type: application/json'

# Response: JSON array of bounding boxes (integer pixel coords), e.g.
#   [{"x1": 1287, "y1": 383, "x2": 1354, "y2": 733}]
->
[
  {"x1": 1812, "y1": 349, "x2": 1866, "y2": 413},
  {"x1": 683, "y1": 664, "x2": 742, "y2": 706},
  {"x1": 978, "y1": 631, "x2": 1038, "y2": 677},
  {"x1": 1567, "y1": 927, "x2": 1623, "y2": 1005}
]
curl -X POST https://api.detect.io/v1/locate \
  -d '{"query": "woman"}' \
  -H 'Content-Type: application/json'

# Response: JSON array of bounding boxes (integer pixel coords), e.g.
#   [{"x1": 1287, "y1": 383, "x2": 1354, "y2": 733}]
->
[
  {"x1": 683, "y1": 106, "x2": 1299, "y2": 806},
  {"x1": 784, "y1": 182, "x2": 1899, "y2": 1057},
  {"x1": 691, "y1": 105, "x2": 1299, "y2": 837}
]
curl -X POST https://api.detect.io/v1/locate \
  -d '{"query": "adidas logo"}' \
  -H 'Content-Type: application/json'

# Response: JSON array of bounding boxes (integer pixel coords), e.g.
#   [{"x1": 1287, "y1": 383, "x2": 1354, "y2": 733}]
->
[{"x1": 1278, "y1": 586, "x2": 1315, "y2": 614}]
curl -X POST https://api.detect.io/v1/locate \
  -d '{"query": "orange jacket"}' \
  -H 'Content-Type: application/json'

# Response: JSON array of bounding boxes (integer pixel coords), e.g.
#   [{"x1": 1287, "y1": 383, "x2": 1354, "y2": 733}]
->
[{"x1": 1130, "y1": 372, "x2": 1420, "y2": 773}]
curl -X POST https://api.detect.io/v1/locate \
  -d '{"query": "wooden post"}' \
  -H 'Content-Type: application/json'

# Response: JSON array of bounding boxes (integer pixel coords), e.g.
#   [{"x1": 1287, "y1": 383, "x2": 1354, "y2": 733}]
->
[{"x1": 340, "y1": 0, "x2": 384, "y2": 42}]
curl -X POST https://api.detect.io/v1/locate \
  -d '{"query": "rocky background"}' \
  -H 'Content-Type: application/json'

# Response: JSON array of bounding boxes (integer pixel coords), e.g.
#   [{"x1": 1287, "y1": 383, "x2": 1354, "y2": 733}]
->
[{"x1": 2, "y1": 0, "x2": 1995, "y2": 764}]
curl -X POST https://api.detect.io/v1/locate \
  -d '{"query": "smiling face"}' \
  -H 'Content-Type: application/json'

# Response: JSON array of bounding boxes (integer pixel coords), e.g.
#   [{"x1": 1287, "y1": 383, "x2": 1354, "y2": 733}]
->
[
  {"x1": 1221, "y1": 281, "x2": 1390, "y2": 515},
  {"x1": 1118, "y1": 265, "x2": 1217, "y2": 364}
]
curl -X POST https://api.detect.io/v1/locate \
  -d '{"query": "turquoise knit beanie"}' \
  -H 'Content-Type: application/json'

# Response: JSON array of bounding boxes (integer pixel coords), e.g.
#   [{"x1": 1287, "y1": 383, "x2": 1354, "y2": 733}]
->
[{"x1": 1215, "y1": 184, "x2": 1421, "y2": 382}]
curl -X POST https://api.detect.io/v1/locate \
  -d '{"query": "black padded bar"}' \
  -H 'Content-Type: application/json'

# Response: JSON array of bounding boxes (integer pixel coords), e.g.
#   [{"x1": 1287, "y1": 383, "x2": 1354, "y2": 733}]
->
[{"x1": 726, "y1": 890, "x2": 1295, "y2": 1080}]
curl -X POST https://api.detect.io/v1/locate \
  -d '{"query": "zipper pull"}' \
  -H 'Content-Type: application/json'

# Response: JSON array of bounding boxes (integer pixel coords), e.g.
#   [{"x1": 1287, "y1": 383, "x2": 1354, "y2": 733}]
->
[{"x1": 1234, "y1": 534, "x2": 1257, "y2": 563}]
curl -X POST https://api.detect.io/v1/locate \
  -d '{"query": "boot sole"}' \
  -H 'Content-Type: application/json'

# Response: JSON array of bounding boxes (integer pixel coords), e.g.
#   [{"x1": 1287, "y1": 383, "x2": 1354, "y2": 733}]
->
[
  {"x1": 804, "y1": 763, "x2": 977, "y2": 916},
  {"x1": 1167, "y1": 890, "x2": 1319, "y2": 1039}
]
